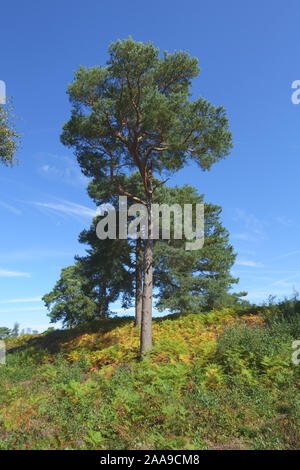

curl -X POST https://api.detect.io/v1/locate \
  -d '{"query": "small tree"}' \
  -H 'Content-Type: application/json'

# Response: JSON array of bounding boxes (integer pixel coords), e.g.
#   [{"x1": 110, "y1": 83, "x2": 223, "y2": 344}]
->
[
  {"x1": 61, "y1": 38, "x2": 232, "y2": 353},
  {"x1": 10, "y1": 322, "x2": 20, "y2": 337},
  {"x1": 0, "y1": 327, "x2": 11, "y2": 339},
  {"x1": 0, "y1": 99, "x2": 20, "y2": 167},
  {"x1": 77, "y1": 220, "x2": 134, "y2": 317},
  {"x1": 43, "y1": 264, "x2": 98, "y2": 327}
]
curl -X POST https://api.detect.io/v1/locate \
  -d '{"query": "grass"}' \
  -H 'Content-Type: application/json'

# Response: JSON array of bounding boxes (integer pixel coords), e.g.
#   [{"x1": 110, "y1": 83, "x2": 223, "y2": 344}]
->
[{"x1": 0, "y1": 306, "x2": 299, "y2": 450}]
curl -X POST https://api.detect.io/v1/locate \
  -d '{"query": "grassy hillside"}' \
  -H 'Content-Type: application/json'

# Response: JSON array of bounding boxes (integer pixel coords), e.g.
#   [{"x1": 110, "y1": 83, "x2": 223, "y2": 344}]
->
[{"x1": 1, "y1": 306, "x2": 299, "y2": 450}]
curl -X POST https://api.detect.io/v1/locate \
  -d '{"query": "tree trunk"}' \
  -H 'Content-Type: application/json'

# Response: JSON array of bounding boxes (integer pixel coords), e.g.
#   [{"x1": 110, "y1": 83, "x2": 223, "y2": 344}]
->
[
  {"x1": 140, "y1": 167, "x2": 153, "y2": 355},
  {"x1": 99, "y1": 284, "x2": 108, "y2": 319},
  {"x1": 99, "y1": 302, "x2": 107, "y2": 319},
  {"x1": 135, "y1": 238, "x2": 143, "y2": 327}
]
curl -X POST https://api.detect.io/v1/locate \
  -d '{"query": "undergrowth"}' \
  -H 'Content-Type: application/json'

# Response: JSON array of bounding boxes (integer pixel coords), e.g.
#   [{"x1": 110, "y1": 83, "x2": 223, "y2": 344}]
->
[{"x1": 0, "y1": 306, "x2": 299, "y2": 450}]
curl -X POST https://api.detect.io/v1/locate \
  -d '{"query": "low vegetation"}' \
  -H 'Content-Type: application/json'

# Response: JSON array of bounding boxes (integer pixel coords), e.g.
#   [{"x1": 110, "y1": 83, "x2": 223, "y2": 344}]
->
[{"x1": 1, "y1": 302, "x2": 299, "y2": 450}]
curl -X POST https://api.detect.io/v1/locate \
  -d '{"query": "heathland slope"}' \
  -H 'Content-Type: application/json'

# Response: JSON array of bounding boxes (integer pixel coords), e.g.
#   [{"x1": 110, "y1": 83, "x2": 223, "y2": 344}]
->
[{"x1": 1, "y1": 307, "x2": 299, "y2": 450}]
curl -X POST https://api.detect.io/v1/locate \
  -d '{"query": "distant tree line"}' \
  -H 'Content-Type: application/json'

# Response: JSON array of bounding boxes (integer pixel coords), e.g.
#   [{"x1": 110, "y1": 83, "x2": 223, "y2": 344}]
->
[{"x1": 0, "y1": 323, "x2": 39, "y2": 340}]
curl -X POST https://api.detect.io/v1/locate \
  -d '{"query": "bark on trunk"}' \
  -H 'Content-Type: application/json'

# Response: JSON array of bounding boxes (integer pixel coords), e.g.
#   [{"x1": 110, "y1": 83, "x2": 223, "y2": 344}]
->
[
  {"x1": 135, "y1": 238, "x2": 143, "y2": 327},
  {"x1": 99, "y1": 303, "x2": 107, "y2": 319},
  {"x1": 140, "y1": 168, "x2": 153, "y2": 355},
  {"x1": 99, "y1": 284, "x2": 107, "y2": 319}
]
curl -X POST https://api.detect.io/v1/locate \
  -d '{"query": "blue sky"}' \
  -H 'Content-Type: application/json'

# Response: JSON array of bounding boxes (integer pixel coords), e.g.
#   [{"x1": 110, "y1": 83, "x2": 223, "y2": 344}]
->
[{"x1": 1, "y1": 0, "x2": 300, "y2": 331}]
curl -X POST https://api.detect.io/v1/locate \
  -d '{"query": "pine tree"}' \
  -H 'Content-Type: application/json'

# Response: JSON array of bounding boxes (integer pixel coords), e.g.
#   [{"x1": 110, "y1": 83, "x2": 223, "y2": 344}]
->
[
  {"x1": 0, "y1": 327, "x2": 11, "y2": 339},
  {"x1": 42, "y1": 264, "x2": 98, "y2": 327},
  {"x1": 61, "y1": 38, "x2": 232, "y2": 353},
  {"x1": 77, "y1": 220, "x2": 134, "y2": 317},
  {"x1": 153, "y1": 185, "x2": 238, "y2": 313}
]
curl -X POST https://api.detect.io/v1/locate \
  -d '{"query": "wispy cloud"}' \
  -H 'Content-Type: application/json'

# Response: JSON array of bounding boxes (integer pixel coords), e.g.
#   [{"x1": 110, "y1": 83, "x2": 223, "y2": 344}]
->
[
  {"x1": 236, "y1": 270, "x2": 300, "y2": 303},
  {"x1": 33, "y1": 199, "x2": 96, "y2": 220},
  {"x1": 245, "y1": 284, "x2": 300, "y2": 303},
  {"x1": 273, "y1": 250, "x2": 300, "y2": 261},
  {"x1": 236, "y1": 259, "x2": 264, "y2": 268},
  {"x1": 232, "y1": 208, "x2": 266, "y2": 241},
  {"x1": 271, "y1": 273, "x2": 300, "y2": 288},
  {"x1": 0, "y1": 249, "x2": 74, "y2": 262},
  {"x1": 37, "y1": 153, "x2": 89, "y2": 188},
  {"x1": 238, "y1": 249, "x2": 256, "y2": 256},
  {"x1": 234, "y1": 208, "x2": 265, "y2": 232},
  {"x1": 275, "y1": 216, "x2": 295, "y2": 228},
  {"x1": 0, "y1": 306, "x2": 46, "y2": 313},
  {"x1": 232, "y1": 232, "x2": 258, "y2": 242},
  {"x1": 0, "y1": 201, "x2": 21, "y2": 215},
  {"x1": 0, "y1": 297, "x2": 42, "y2": 304},
  {"x1": 0, "y1": 268, "x2": 31, "y2": 278}
]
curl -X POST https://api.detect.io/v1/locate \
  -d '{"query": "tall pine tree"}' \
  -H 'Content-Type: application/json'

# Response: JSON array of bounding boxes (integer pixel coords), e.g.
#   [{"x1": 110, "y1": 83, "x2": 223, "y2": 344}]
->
[{"x1": 61, "y1": 38, "x2": 232, "y2": 353}]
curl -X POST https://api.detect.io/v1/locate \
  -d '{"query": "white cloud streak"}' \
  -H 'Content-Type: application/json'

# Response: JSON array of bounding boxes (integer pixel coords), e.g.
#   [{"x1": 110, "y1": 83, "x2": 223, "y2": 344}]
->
[
  {"x1": 232, "y1": 232, "x2": 257, "y2": 242},
  {"x1": 0, "y1": 297, "x2": 42, "y2": 304},
  {"x1": 236, "y1": 260, "x2": 264, "y2": 268},
  {"x1": 0, "y1": 268, "x2": 31, "y2": 278},
  {"x1": 0, "y1": 201, "x2": 21, "y2": 215},
  {"x1": 0, "y1": 249, "x2": 74, "y2": 262},
  {"x1": 0, "y1": 306, "x2": 46, "y2": 313},
  {"x1": 33, "y1": 200, "x2": 96, "y2": 219}
]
